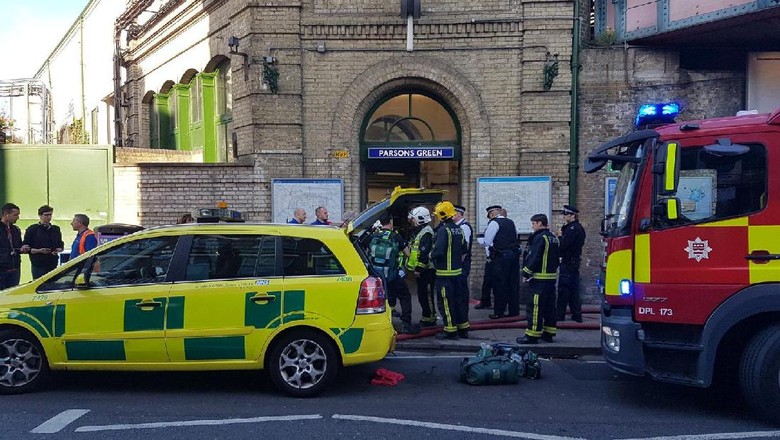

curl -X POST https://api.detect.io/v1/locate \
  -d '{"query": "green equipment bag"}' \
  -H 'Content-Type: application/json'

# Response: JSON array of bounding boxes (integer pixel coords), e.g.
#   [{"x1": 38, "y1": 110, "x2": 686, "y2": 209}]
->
[
  {"x1": 459, "y1": 345, "x2": 520, "y2": 385},
  {"x1": 459, "y1": 343, "x2": 542, "y2": 385}
]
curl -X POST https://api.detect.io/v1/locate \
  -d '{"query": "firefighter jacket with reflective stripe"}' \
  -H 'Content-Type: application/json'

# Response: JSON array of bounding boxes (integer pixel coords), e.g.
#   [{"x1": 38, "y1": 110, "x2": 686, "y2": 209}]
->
[
  {"x1": 431, "y1": 219, "x2": 466, "y2": 277},
  {"x1": 522, "y1": 228, "x2": 559, "y2": 281},
  {"x1": 406, "y1": 224, "x2": 434, "y2": 271}
]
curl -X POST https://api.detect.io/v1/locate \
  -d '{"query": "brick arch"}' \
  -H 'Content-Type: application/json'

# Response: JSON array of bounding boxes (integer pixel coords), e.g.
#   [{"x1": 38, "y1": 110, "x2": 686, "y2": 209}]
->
[{"x1": 329, "y1": 57, "x2": 492, "y2": 211}]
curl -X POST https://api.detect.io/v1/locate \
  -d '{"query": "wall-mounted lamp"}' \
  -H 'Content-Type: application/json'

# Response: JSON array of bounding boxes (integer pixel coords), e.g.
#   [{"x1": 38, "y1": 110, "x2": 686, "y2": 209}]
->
[
  {"x1": 226, "y1": 35, "x2": 279, "y2": 93},
  {"x1": 543, "y1": 51, "x2": 559, "y2": 91}
]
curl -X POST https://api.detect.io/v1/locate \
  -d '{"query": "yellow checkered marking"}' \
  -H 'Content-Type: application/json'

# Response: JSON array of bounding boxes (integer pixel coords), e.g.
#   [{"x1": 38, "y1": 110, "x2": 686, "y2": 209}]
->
[
  {"x1": 749, "y1": 225, "x2": 780, "y2": 284},
  {"x1": 605, "y1": 249, "x2": 632, "y2": 296}
]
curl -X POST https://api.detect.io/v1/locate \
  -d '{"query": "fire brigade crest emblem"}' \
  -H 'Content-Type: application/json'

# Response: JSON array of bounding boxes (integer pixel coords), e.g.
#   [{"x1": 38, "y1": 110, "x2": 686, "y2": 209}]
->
[{"x1": 684, "y1": 237, "x2": 712, "y2": 262}]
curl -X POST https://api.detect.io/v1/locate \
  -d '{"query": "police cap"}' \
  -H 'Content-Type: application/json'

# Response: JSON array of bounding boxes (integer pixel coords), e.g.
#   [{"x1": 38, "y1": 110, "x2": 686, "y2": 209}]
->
[
  {"x1": 454, "y1": 204, "x2": 466, "y2": 214},
  {"x1": 485, "y1": 205, "x2": 502, "y2": 217},
  {"x1": 563, "y1": 204, "x2": 579, "y2": 215}
]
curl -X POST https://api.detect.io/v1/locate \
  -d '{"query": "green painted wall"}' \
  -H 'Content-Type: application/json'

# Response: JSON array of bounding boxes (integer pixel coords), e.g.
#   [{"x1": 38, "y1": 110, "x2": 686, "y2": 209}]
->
[{"x1": 0, "y1": 144, "x2": 113, "y2": 283}]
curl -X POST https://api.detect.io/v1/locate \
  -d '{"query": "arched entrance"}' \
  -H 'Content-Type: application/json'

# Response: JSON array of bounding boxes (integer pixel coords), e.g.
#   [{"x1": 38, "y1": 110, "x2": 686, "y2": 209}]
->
[{"x1": 360, "y1": 90, "x2": 461, "y2": 205}]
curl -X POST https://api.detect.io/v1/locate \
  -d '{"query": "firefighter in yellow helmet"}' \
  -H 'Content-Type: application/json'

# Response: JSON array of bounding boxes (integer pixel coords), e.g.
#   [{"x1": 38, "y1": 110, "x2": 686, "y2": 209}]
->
[{"x1": 431, "y1": 201, "x2": 469, "y2": 339}]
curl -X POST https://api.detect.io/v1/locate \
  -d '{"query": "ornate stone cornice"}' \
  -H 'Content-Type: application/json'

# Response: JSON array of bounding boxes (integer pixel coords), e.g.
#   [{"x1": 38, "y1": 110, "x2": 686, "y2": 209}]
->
[{"x1": 302, "y1": 20, "x2": 522, "y2": 39}]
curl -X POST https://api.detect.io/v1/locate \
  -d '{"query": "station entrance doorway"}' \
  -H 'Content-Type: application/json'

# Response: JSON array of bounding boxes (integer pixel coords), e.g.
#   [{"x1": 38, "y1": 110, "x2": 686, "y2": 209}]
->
[{"x1": 360, "y1": 91, "x2": 461, "y2": 207}]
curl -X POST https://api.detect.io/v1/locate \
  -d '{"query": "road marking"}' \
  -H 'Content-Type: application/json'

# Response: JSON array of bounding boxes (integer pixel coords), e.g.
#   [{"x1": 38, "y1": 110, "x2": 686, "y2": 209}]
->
[
  {"x1": 617, "y1": 432, "x2": 780, "y2": 440},
  {"x1": 332, "y1": 414, "x2": 586, "y2": 440},
  {"x1": 74, "y1": 414, "x2": 322, "y2": 432},
  {"x1": 31, "y1": 409, "x2": 91, "y2": 433}
]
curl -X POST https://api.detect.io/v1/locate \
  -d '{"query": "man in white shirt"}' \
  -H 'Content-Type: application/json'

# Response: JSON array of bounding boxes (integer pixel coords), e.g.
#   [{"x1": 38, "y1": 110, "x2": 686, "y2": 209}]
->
[{"x1": 482, "y1": 205, "x2": 520, "y2": 319}]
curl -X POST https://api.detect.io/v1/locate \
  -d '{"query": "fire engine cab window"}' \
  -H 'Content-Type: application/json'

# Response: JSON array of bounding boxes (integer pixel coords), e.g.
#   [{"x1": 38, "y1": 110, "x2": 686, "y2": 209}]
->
[
  {"x1": 282, "y1": 237, "x2": 344, "y2": 276},
  {"x1": 663, "y1": 143, "x2": 766, "y2": 225}
]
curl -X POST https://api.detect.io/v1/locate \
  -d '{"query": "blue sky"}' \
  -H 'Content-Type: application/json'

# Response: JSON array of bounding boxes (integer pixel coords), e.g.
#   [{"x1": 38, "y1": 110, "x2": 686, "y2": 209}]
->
[{"x1": 0, "y1": 0, "x2": 90, "y2": 79}]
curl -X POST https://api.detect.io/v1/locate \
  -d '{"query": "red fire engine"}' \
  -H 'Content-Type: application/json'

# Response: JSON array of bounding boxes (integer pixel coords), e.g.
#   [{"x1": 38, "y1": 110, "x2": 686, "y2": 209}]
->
[{"x1": 586, "y1": 106, "x2": 780, "y2": 423}]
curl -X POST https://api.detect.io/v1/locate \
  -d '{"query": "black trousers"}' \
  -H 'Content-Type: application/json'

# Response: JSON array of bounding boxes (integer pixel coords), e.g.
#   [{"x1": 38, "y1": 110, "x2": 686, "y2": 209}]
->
[
  {"x1": 494, "y1": 251, "x2": 520, "y2": 316},
  {"x1": 417, "y1": 269, "x2": 437, "y2": 323},
  {"x1": 458, "y1": 258, "x2": 471, "y2": 322},
  {"x1": 388, "y1": 277, "x2": 413, "y2": 324},
  {"x1": 480, "y1": 259, "x2": 494, "y2": 306},
  {"x1": 435, "y1": 275, "x2": 469, "y2": 333},
  {"x1": 525, "y1": 278, "x2": 557, "y2": 338},
  {"x1": 557, "y1": 265, "x2": 582, "y2": 320}
]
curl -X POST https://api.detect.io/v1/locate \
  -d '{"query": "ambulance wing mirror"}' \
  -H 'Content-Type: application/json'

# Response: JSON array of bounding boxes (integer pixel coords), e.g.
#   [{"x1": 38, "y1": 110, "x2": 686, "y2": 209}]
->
[
  {"x1": 653, "y1": 142, "x2": 680, "y2": 196},
  {"x1": 74, "y1": 273, "x2": 89, "y2": 289}
]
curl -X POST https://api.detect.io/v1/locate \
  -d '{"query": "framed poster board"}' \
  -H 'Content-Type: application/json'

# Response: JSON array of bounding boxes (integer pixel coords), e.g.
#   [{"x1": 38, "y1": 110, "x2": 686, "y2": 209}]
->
[
  {"x1": 271, "y1": 179, "x2": 344, "y2": 224},
  {"x1": 475, "y1": 176, "x2": 552, "y2": 234}
]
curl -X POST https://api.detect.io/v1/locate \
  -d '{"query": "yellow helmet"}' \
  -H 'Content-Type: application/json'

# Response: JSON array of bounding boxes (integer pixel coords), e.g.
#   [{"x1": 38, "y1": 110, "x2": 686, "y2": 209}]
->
[{"x1": 435, "y1": 201, "x2": 456, "y2": 220}]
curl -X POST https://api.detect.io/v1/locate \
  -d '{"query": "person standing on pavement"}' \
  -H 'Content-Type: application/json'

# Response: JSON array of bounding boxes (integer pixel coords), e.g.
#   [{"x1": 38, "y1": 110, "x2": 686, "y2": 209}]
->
[
  {"x1": 22, "y1": 205, "x2": 64, "y2": 279},
  {"x1": 405, "y1": 206, "x2": 437, "y2": 327},
  {"x1": 0, "y1": 203, "x2": 30, "y2": 289},
  {"x1": 368, "y1": 214, "x2": 418, "y2": 335},
  {"x1": 70, "y1": 214, "x2": 97, "y2": 259},
  {"x1": 482, "y1": 205, "x2": 520, "y2": 319},
  {"x1": 310, "y1": 206, "x2": 332, "y2": 225},
  {"x1": 453, "y1": 204, "x2": 473, "y2": 323},
  {"x1": 557, "y1": 205, "x2": 586, "y2": 323},
  {"x1": 432, "y1": 201, "x2": 468, "y2": 340},
  {"x1": 288, "y1": 208, "x2": 307, "y2": 224},
  {"x1": 517, "y1": 213, "x2": 560, "y2": 344}
]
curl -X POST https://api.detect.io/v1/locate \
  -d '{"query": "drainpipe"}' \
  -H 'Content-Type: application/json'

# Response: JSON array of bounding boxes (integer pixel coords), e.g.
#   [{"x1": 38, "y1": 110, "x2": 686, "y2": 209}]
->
[
  {"x1": 113, "y1": 29, "x2": 123, "y2": 155},
  {"x1": 568, "y1": 0, "x2": 581, "y2": 206},
  {"x1": 80, "y1": 15, "x2": 87, "y2": 144}
]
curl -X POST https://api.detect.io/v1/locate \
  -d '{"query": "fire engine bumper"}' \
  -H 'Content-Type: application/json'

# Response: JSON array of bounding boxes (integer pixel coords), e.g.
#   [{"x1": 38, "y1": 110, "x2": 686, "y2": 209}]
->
[{"x1": 601, "y1": 305, "x2": 646, "y2": 377}]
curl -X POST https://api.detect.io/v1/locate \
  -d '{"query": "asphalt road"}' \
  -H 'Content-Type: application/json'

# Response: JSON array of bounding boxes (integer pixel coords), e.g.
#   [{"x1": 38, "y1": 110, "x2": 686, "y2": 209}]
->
[{"x1": 1, "y1": 352, "x2": 776, "y2": 440}]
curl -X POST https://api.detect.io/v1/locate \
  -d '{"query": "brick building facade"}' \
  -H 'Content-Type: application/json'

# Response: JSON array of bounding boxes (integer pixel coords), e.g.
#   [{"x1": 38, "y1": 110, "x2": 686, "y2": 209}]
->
[{"x1": 115, "y1": 0, "x2": 756, "y2": 301}]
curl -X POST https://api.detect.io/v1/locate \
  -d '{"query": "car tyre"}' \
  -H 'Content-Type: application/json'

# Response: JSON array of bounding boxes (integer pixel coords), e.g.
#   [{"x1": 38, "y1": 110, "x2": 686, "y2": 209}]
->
[
  {"x1": 267, "y1": 329, "x2": 339, "y2": 397},
  {"x1": 0, "y1": 329, "x2": 49, "y2": 395},
  {"x1": 739, "y1": 323, "x2": 780, "y2": 424}
]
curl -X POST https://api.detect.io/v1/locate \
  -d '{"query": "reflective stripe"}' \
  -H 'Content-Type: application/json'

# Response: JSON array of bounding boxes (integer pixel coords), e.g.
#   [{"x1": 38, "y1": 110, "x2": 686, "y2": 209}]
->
[
  {"x1": 526, "y1": 293, "x2": 542, "y2": 337},
  {"x1": 439, "y1": 285, "x2": 456, "y2": 332},
  {"x1": 534, "y1": 273, "x2": 557, "y2": 280}
]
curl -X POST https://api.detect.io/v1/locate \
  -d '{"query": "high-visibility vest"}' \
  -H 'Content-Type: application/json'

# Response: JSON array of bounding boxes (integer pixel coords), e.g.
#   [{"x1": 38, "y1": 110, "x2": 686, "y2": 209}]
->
[
  {"x1": 406, "y1": 225, "x2": 433, "y2": 271},
  {"x1": 79, "y1": 230, "x2": 96, "y2": 255}
]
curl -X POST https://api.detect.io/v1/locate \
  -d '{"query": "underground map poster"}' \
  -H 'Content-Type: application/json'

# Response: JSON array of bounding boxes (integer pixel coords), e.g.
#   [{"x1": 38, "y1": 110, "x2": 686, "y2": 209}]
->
[
  {"x1": 271, "y1": 179, "x2": 344, "y2": 224},
  {"x1": 475, "y1": 176, "x2": 552, "y2": 235}
]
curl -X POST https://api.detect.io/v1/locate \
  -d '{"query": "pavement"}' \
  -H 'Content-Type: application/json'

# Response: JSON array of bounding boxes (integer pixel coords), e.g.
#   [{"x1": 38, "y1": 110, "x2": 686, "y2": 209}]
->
[{"x1": 392, "y1": 296, "x2": 602, "y2": 358}]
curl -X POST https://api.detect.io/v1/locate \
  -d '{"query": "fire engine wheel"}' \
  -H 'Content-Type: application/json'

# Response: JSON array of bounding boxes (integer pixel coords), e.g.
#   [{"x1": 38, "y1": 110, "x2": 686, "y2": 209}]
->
[
  {"x1": 267, "y1": 330, "x2": 339, "y2": 397},
  {"x1": 739, "y1": 323, "x2": 780, "y2": 424},
  {"x1": 0, "y1": 329, "x2": 49, "y2": 395}
]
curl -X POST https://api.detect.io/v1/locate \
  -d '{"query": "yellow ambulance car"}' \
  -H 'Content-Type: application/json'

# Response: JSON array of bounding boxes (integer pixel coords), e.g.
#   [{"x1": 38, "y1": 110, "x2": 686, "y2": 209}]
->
[{"x1": 0, "y1": 188, "x2": 442, "y2": 397}]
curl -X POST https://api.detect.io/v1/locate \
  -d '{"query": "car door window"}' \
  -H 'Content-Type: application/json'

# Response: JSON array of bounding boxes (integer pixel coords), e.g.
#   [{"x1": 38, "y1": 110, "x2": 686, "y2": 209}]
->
[
  {"x1": 185, "y1": 235, "x2": 276, "y2": 281},
  {"x1": 282, "y1": 237, "x2": 344, "y2": 276},
  {"x1": 37, "y1": 262, "x2": 86, "y2": 292},
  {"x1": 88, "y1": 236, "x2": 179, "y2": 287}
]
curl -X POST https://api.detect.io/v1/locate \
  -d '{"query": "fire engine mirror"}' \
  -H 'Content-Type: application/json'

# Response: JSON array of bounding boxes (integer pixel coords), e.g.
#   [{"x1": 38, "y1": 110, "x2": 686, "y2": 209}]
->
[
  {"x1": 665, "y1": 197, "x2": 680, "y2": 220},
  {"x1": 655, "y1": 142, "x2": 680, "y2": 196}
]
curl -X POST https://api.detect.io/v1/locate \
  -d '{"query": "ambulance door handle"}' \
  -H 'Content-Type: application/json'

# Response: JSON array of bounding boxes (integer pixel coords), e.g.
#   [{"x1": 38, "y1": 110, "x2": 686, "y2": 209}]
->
[
  {"x1": 135, "y1": 300, "x2": 163, "y2": 309},
  {"x1": 746, "y1": 250, "x2": 780, "y2": 264},
  {"x1": 250, "y1": 294, "x2": 276, "y2": 303}
]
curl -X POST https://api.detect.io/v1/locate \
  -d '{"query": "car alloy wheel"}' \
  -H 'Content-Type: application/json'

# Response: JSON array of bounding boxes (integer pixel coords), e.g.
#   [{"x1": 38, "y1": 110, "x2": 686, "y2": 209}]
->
[
  {"x1": 0, "y1": 330, "x2": 47, "y2": 394},
  {"x1": 268, "y1": 330, "x2": 339, "y2": 397}
]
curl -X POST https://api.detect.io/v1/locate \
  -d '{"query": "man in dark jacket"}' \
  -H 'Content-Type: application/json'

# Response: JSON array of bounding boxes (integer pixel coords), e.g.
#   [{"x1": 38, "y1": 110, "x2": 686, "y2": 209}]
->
[
  {"x1": 23, "y1": 205, "x2": 64, "y2": 279},
  {"x1": 557, "y1": 204, "x2": 586, "y2": 322},
  {"x1": 517, "y1": 213, "x2": 560, "y2": 344},
  {"x1": 0, "y1": 203, "x2": 30, "y2": 289}
]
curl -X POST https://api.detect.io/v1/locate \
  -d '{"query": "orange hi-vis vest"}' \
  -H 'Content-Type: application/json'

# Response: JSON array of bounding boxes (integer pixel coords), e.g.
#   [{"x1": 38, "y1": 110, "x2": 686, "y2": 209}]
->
[{"x1": 79, "y1": 229, "x2": 96, "y2": 255}]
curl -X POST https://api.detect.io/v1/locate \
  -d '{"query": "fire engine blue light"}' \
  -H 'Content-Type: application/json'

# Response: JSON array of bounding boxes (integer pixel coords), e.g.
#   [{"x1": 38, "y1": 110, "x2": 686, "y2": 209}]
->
[
  {"x1": 637, "y1": 104, "x2": 657, "y2": 117},
  {"x1": 635, "y1": 102, "x2": 681, "y2": 128},
  {"x1": 661, "y1": 102, "x2": 680, "y2": 115},
  {"x1": 620, "y1": 279, "x2": 632, "y2": 295}
]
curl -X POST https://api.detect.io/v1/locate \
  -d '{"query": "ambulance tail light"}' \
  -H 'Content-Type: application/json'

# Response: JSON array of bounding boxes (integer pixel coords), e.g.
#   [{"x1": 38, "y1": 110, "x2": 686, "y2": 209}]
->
[{"x1": 357, "y1": 276, "x2": 386, "y2": 314}]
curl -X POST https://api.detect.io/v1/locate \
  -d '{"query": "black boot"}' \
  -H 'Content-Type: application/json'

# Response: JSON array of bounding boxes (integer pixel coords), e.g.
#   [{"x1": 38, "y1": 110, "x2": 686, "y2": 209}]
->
[
  {"x1": 515, "y1": 335, "x2": 538, "y2": 344},
  {"x1": 435, "y1": 331, "x2": 458, "y2": 340},
  {"x1": 458, "y1": 329, "x2": 469, "y2": 339}
]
